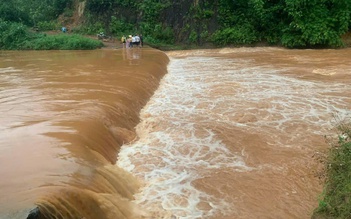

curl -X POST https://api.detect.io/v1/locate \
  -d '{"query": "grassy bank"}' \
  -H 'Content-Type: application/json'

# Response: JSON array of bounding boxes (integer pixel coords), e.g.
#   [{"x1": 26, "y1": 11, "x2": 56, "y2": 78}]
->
[
  {"x1": 313, "y1": 120, "x2": 351, "y2": 219},
  {"x1": 0, "y1": 20, "x2": 103, "y2": 50},
  {"x1": 21, "y1": 33, "x2": 104, "y2": 50}
]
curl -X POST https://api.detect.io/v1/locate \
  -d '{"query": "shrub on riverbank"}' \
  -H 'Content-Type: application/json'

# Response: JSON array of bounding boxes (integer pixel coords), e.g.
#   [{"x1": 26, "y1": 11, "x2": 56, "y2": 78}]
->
[
  {"x1": 22, "y1": 34, "x2": 104, "y2": 50},
  {"x1": 0, "y1": 20, "x2": 29, "y2": 50},
  {"x1": 0, "y1": 19, "x2": 103, "y2": 50},
  {"x1": 313, "y1": 120, "x2": 351, "y2": 219}
]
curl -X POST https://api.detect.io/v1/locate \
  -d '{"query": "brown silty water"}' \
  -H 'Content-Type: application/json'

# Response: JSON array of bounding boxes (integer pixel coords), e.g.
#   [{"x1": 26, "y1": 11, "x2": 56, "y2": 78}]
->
[
  {"x1": 117, "y1": 48, "x2": 351, "y2": 218},
  {"x1": 0, "y1": 48, "x2": 169, "y2": 218},
  {"x1": 0, "y1": 47, "x2": 351, "y2": 219}
]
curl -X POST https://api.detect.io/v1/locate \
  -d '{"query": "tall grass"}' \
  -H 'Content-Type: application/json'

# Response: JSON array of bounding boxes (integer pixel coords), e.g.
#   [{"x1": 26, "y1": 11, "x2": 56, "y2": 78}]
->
[{"x1": 313, "y1": 118, "x2": 351, "y2": 219}]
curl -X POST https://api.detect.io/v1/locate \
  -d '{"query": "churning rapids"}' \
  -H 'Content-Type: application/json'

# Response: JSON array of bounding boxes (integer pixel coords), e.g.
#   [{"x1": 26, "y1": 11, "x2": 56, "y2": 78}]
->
[{"x1": 0, "y1": 47, "x2": 350, "y2": 219}]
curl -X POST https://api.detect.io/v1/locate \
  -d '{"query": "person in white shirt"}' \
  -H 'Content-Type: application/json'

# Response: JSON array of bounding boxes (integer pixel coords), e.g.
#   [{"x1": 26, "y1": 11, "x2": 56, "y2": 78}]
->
[
  {"x1": 135, "y1": 35, "x2": 140, "y2": 47},
  {"x1": 131, "y1": 36, "x2": 136, "y2": 47}
]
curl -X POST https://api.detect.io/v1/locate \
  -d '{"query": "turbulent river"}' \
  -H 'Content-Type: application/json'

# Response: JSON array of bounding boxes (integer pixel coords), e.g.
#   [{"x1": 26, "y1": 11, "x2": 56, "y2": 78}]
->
[{"x1": 0, "y1": 47, "x2": 350, "y2": 219}]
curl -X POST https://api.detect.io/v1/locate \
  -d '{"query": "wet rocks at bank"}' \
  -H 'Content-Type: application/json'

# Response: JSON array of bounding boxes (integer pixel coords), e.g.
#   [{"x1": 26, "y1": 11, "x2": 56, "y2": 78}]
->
[{"x1": 27, "y1": 207, "x2": 41, "y2": 219}]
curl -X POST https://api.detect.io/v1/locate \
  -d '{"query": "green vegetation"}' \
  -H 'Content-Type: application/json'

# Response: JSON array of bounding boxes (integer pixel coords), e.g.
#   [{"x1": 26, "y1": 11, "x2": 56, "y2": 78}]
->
[
  {"x1": 10, "y1": 0, "x2": 73, "y2": 26},
  {"x1": 0, "y1": 0, "x2": 104, "y2": 50},
  {"x1": 0, "y1": 19, "x2": 103, "y2": 50},
  {"x1": 313, "y1": 119, "x2": 351, "y2": 219},
  {"x1": 0, "y1": 20, "x2": 29, "y2": 50},
  {"x1": 21, "y1": 34, "x2": 104, "y2": 50},
  {"x1": 1, "y1": 0, "x2": 351, "y2": 216},
  {"x1": 73, "y1": 0, "x2": 351, "y2": 48},
  {"x1": 1, "y1": 0, "x2": 351, "y2": 49}
]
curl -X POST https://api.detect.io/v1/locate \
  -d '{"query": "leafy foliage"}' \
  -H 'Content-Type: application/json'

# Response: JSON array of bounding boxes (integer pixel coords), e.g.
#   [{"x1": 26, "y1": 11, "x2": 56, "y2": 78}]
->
[
  {"x1": 109, "y1": 16, "x2": 134, "y2": 35},
  {"x1": 137, "y1": 0, "x2": 173, "y2": 43},
  {"x1": 73, "y1": 21, "x2": 105, "y2": 35},
  {"x1": 22, "y1": 34, "x2": 104, "y2": 50},
  {"x1": 11, "y1": 0, "x2": 73, "y2": 25},
  {"x1": 0, "y1": 19, "x2": 102, "y2": 50},
  {"x1": 282, "y1": 0, "x2": 350, "y2": 48},
  {"x1": 212, "y1": 24, "x2": 260, "y2": 45},
  {"x1": 0, "y1": 0, "x2": 30, "y2": 24},
  {"x1": 0, "y1": 19, "x2": 29, "y2": 49},
  {"x1": 86, "y1": 0, "x2": 114, "y2": 13},
  {"x1": 37, "y1": 21, "x2": 60, "y2": 31},
  {"x1": 313, "y1": 120, "x2": 351, "y2": 219},
  {"x1": 1, "y1": 0, "x2": 351, "y2": 48}
]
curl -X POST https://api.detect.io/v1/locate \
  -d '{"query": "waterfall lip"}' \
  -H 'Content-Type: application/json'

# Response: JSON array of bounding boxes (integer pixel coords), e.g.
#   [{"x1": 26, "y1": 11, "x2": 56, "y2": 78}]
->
[
  {"x1": 2, "y1": 47, "x2": 351, "y2": 219},
  {"x1": 118, "y1": 48, "x2": 351, "y2": 218},
  {"x1": 0, "y1": 49, "x2": 169, "y2": 219}
]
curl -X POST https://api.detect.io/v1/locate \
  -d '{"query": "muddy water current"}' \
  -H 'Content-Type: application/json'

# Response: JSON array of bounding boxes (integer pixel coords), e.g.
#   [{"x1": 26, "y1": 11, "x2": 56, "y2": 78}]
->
[{"x1": 0, "y1": 47, "x2": 350, "y2": 219}]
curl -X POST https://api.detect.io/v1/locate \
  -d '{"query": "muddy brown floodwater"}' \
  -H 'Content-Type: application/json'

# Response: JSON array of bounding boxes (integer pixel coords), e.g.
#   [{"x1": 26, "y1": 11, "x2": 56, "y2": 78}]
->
[
  {"x1": 0, "y1": 47, "x2": 350, "y2": 219},
  {"x1": 118, "y1": 48, "x2": 351, "y2": 219},
  {"x1": 0, "y1": 48, "x2": 169, "y2": 219}
]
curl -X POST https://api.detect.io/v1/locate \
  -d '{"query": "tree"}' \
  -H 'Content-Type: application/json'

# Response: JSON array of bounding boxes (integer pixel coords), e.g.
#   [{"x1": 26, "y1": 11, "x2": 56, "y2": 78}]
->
[
  {"x1": 282, "y1": 0, "x2": 351, "y2": 47},
  {"x1": 0, "y1": 0, "x2": 30, "y2": 24}
]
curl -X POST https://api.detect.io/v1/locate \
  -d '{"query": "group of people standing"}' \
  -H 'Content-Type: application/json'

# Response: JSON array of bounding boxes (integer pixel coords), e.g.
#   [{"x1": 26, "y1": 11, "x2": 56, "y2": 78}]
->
[{"x1": 121, "y1": 34, "x2": 143, "y2": 48}]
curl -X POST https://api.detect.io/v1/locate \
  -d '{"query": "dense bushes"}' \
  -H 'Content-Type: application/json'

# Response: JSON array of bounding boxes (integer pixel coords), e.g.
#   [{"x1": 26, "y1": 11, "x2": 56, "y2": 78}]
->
[
  {"x1": 0, "y1": 19, "x2": 103, "y2": 50},
  {"x1": 212, "y1": 0, "x2": 351, "y2": 48},
  {"x1": 22, "y1": 34, "x2": 104, "y2": 50},
  {"x1": 281, "y1": 0, "x2": 349, "y2": 48},
  {"x1": 0, "y1": 20, "x2": 29, "y2": 49},
  {"x1": 3, "y1": 0, "x2": 73, "y2": 25},
  {"x1": 84, "y1": 0, "x2": 351, "y2": 48},
  {"x1": 313, "y1": 120, "x2": 351, "y2": 218},
  {"x1": 1, "y1": 0, "x2": 351, "y2": 48},
  {"x1": 212, "y1": 25, "x2": 260, "y2": 46},
  {"x1": 0, "y1": 1, "x2": 30, "y2": 24}
]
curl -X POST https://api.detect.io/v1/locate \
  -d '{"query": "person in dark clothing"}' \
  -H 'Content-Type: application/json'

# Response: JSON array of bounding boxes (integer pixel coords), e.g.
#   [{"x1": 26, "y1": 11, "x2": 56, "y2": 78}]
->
[{"x1": 139, "y1": 34, "x2": 143, "y2": 47}]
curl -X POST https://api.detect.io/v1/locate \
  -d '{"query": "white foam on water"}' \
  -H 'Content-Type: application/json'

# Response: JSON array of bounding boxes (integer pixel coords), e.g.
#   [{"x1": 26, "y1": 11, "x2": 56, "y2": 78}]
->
[
  {"x1": 117, "y1": 57, "x2": 252, "y2": 218},
  {"x1": 186, "y1": 56, "x2": 351, "y2": 147},
  {"x1": 117, "y1": 53, "x2": 351, "y2": 218},
  {"x1": 0, "y1": 67, "x2": 22, "y2": 74}
]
